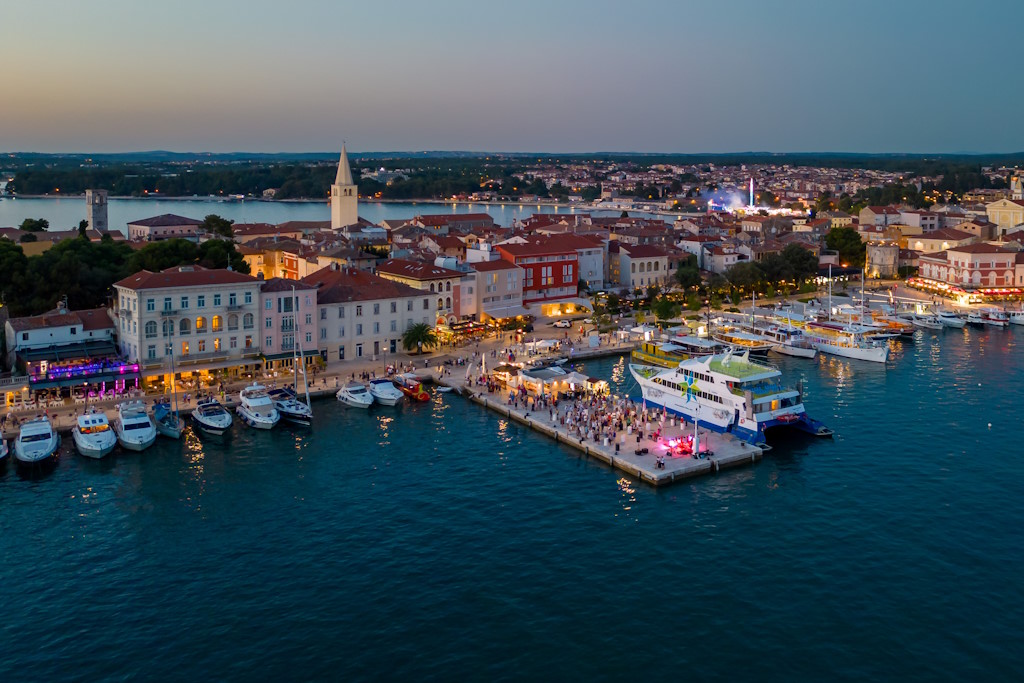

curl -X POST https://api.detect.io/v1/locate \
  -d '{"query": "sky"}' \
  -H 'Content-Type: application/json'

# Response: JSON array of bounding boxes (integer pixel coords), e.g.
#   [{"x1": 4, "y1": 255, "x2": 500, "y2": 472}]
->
[{"x1": 2, "y1": 0, "x2": 1023, "y2": 154}]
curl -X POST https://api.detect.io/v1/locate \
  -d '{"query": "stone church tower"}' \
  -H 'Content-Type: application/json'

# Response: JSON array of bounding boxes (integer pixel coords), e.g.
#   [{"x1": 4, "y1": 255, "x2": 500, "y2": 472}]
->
[
  {"x1": 86, "y1": 188, "x2": 108, "y2": 232},
  {"x1": 330, "y1": 145, "x2": 358, "y2": 229}
]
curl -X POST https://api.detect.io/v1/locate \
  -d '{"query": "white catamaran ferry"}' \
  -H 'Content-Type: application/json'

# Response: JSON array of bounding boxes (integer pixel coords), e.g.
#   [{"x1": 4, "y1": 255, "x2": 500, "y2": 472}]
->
[{"x1": 628, "y1": 350, "x2": 832, "y2": 446}]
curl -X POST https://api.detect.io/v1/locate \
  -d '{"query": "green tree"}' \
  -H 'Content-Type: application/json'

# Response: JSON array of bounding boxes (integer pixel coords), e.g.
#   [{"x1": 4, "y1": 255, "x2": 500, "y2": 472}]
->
[
  {"x1": 780, "y1": 243, "x2": 819, "y2": 282},
  {"x1": 78, "y1": 219, "x2": 89, "y2": 238},
  {"x1": 652, "y1": 297, "x2": 681, "y2": 322},
  {"x1": 20, "y1": 218, "x2": 49, "y2": 232},
  {"x1": 725, "y1": 262, "x2": 764, "y2": 291},
  {"x1": 674, "y1": 254, "x2": 701, "y2": 290},
  {"x1": 756, "y1": 253, "x2": 793, "y2": 285},
  {"x1": 201, "y1": 214, "x2": 235, "y2": 238},
  {"x1": 401, "y1": 322, "x2": 438, "y2": 354},
  {"x1": 825, "y1": 227, "x2": 866, "y2": 268},
  {"x1": 19, "y1": 233, "x2": 37, "y2": 243}
]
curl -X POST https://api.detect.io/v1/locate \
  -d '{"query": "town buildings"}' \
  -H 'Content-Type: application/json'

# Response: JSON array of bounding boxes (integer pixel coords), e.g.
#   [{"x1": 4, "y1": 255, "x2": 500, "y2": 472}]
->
[
  {"x1": 113, "y1": 266, "x2": 262, "y2": 382},
  {"x1": 127, "y1": 214, "x2": 203, "y2": 241}
]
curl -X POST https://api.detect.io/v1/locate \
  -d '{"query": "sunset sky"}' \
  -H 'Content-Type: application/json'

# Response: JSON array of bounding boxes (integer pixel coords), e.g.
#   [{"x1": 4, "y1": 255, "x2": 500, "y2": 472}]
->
[{"x1": 3, "y1": 0, "x2": 1022, "y2": 154}]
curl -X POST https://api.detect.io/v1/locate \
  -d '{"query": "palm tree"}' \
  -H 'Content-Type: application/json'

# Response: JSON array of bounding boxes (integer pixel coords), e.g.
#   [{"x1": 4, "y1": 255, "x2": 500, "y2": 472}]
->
[{"x1": 401, "y1": 323, "x2": 438, "y2": 355}]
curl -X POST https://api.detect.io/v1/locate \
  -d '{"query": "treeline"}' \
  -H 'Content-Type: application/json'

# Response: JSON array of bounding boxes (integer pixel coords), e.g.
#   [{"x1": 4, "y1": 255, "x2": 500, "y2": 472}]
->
[
  {"x1": 10, "y1": 165, "x2": 339, "y2": 199},
  {"x1": 0, "y1": 237, "x2": 249, "y2": 317}
]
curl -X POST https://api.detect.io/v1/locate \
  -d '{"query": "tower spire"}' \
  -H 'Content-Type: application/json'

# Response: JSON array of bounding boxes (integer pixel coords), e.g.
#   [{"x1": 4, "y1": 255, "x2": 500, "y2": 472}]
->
[{"x1": 335, "y1": 143, "x2": 354, "y2": 186}]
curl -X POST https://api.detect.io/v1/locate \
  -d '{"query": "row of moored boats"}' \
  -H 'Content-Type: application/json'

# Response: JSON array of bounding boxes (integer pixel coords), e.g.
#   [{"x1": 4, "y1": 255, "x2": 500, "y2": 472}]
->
[
  {"x1": 335, "y1": 374, "x2": 438, "y2": 408},
  {"x1": 1, "y1": 383, "x2": 313, "y2": 467}
]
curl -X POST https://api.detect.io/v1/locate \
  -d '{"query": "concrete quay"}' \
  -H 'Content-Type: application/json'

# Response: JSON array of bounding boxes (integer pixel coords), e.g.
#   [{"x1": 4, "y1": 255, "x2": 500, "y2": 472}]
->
[{"x1": 448, "y1": 382, "x2": 763, "y2": 487}]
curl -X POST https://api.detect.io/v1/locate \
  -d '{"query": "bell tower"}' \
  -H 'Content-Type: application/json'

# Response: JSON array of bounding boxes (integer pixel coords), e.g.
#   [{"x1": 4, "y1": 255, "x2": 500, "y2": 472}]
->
[{"x1": 330, "y1": 144, "x2": 358, "y2": 229}]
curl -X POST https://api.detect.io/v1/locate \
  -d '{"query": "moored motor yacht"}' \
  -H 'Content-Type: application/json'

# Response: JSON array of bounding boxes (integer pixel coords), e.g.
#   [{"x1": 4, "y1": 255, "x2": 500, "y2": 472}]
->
[
  {"x1": 268, "y1": 386, "x2": 313, "y2": 425},
  {"x1": 711, "y1": 327, "x2": 773, "y2": 357},
  {"x1": 966, "y1": 311, "x2": 985, "y2": 327},
  {"x1": 0, "y1": 437, "x2": 8, "y2": 463},
  {"x1": 72, "y1": 408, "x2": 117, "y2": 459},
  {"x1": 368, "y1": 378, "x2": 404, "y2": 406},
  {"x1": 936, "y1": 310, "x2": 965, "y2": 328},
  {"x1": 14, "y1": 416, "x2": 60, "y2": 466},
  {"x1": 909, "y1": 314, "x2": 943, "y2": 330},
  {"x1": 236, "y1": 383, "x2": 281, "y2": 429},
  {"x1": 337, "y1": 382, "x2": 374, "y2": 408},
  {"x1": 191, "y1": 396, "x2": 233, "y2": 435},
  {"x1": 981, "y1": 308, "x2": 1009, "y2": 327},
  {"x1": 114, "y1": 400, "x2": 157, "y2": 451},
  {"x1": 1009, "y1": 311, "x2": 1024, "y2": 326}
]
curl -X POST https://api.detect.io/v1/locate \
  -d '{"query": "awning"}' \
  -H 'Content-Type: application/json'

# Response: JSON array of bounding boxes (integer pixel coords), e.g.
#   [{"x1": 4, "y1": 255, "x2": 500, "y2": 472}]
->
[
  {"x1": 18, "y1": 340, "x2": 118, "y2": 363},
  {"x1": 482, "y1": 303, "x2": 530, "y2": 319},
  {"x1": 30, "y1": 370, "x2": 140, "y2": 390},
  {"x1": 262, "y1": 349, "x2": 319, "y2": 361}
]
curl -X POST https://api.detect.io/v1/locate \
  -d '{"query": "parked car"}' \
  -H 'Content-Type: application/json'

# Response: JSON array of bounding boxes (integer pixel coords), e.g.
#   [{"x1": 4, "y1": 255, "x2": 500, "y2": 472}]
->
[
  {"x1": 553, "y1": 320, "x2": 571, "y2": 328},
  {"x1": 583, "y1": 318, "x2": 594, "y2": 324}
]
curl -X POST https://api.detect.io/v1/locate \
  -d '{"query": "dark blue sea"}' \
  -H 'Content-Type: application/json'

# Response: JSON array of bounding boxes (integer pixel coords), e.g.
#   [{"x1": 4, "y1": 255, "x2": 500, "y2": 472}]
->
[{"x1": 2, "y1": 327, "x2": 1023, "y2": 681}]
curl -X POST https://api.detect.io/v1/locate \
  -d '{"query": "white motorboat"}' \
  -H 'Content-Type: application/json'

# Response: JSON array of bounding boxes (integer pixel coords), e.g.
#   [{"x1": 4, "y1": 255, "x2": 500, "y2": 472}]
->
[
  {"x1": 936, "y1": 310, "x2": 965, "y2": 328},
  {"x1": 1009, "y1": 311, "x2": 1024, "y2": 326},
  {"x1": 909, "y1": 315, "x2": 943, "y2": 330},
  {"x1": 337, "y1": 382, "x2": 374, "y2": 408},
  {"x1": 0, "y1": 438, "x2": 8, "y2": 463},
  {"x1": 72, "y1": 408, "x2": 117, "y2": 459},
  {"x1": 114, "y1": 400, "x2": 157, "y2": 451},
  {"x1": 268, "y1": 386, "x2": 313, "y2": 425},
  {"x1": 236, "y1": 383, "x2": 281, "y2": 429},
  {"x1": 966, "y1": 311, "x2": 985, "y2": 327},
  {"x1": 982, "y1": 308, "x2": 1009, "y2": 328},
  {"x1": 14, "y1": 416, "x2": 60, "y2": 466},
  {"x1": 368, "y1": 378, "x2": 404, "y2": 406},
  {"x1": 191, "y1": 396, "x2": 233, "y2": 435},
  {"x1": 741, "y1": 322, "x2": 817, "y2": 359}
]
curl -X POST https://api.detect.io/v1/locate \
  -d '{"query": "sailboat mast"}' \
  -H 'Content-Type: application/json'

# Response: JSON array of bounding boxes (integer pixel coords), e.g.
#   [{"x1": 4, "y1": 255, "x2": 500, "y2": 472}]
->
[
  {"x1": 293, "y1": 285, "x2": 311, "y2": 408},
  {"x1": 828, "y1": 264, "x2": 833, "y2": 321}
]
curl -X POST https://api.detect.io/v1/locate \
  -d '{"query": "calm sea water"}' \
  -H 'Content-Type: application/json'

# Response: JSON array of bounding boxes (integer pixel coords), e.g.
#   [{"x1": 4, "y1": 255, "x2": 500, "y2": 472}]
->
[
  {"x1": 0, "y1": 197, "x2": 664, "y2": 233},
  {"x1": 2, "y1": 329, "x2": 1023, "y2": 681}
]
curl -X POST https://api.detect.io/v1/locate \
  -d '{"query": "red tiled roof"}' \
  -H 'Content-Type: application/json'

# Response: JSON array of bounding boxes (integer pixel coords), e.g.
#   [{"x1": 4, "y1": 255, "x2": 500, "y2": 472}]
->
[
  {"x1": 470, "y1": 259, "x2": 520, "y2": 273},
  {"x1": 376, "y1": 258, "x2": 463, "y2": 280},
  {"x1": 620, "y1": 244, "x2": 667, "y2": 258},
  {"x1": 127, "y1": 213, "x2": 203, "y2": 227},
  {"x1": 113, "y1": 266, "x2": 257, "y2": 290},
  {"x1": 8, "y1": 307, "x2": 113, "y2": 333},
  {"x1": 259, "y1": 277, "x2": 318, "y2": 293},
  {"x1": 946, "y1": 243, "x2": 1016, "y2": 254},
  {"x1": 300, "y1": 266, "x2": 423, "y2": 304}
]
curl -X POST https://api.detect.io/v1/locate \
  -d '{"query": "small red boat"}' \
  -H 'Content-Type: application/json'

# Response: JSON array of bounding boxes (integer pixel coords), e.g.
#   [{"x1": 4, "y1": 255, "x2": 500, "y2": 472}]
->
[{"x1": 394, "y1": 375, "x2": 431, "y2": 402}]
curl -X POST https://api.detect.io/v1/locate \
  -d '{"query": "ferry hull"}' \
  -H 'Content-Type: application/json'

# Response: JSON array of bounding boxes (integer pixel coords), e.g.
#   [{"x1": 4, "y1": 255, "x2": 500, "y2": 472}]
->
[{"x1": 813, "y1": 342, "x2": 888, "y2": 363}]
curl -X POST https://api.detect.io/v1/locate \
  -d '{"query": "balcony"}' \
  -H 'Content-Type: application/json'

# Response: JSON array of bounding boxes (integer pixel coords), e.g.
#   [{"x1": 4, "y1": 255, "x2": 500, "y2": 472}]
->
[
  {"x1": 118, "y1": 309, "x2": 133, "y2": 320},
  {"x1": 159, "y1": 309, "x2": 178, "y2": 317},
  {"x1": 226, "y1": 303, "x2": 247, "y2": 311},
  {"x1": 280, "y1": 323, "x2": 295, "y2": 333}
]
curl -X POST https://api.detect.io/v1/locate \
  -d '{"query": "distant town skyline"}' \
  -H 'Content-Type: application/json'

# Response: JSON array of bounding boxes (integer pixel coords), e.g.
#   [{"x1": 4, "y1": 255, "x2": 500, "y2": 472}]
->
[{"x1": 4, "y1": 0, "x2": 1023, "y2": 155}]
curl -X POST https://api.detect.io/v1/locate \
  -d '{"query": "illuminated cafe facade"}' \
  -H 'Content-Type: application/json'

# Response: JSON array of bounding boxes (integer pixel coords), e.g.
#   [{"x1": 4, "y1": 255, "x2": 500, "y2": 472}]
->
[
  {"x1": 911, "y1": 244, "x2": 1024, "y2": 304},
  {"x1": 113, "y1": 266, "x2": 263, "y2": 389},
  {"x1": 3, "y1": 304, "x2": 138, "y2": 406}
]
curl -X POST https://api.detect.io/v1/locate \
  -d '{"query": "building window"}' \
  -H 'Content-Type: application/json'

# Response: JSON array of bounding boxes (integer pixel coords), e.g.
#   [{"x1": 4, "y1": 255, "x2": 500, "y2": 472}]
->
[
  {"x1": 245, "y1": 336, "x2": 253, "y2": 348},
  {"x1": 390, "y1": 320, "x2": 397, "y2": 332},
  {"x1": 407, "y1": 300, "x2": 413, "y2": 312},
  {"x1": 212, "y1": 315, "x2": 223, "y2": 332},
  {"x1": 145, "y1": 321, "x2": 157, "y2": 339},
  {"x1": 320, "y1": 309, "x2": 326, "y2": 320},
  {"x1": 230, "y1": 337, "x2": 238, "y2": 349},
  {"x1": 181, "y1": 341, "x2": 189, "y2": 356},
  {"x1": 146, "y1": 299, "x2": 155, "y2": 312},
  {"x1": 305, "y1": 313, "x2": 312, "y2": 325},
  {"x1": 320, "y1": 328, "x2": 327, "y2": 340},
  {"x1": 355, "y1": 305, "x2": 362, "y2": 316},
  {"x1": 437, "y1": 298, "x2": 444, "y2": 309},
  {"x1": 373, "y1": 303, "x2": 380, "y2": 315},
  {"x1": 214, "y1": 338, "x2": 221, "y2": 352},
  {"x1": 196, "y1": 316, "x2": 207, "y2": 333},
  {"x1": 147, "y1": 345, "x2": 156, "y2": 360},
  {"x1": 390, "y1": 302, "x2": 397, "y2": 313},
  {"x1": 265, "y1": 317, "x2": 272, "y2": 329},
  {"x1": 305, "y1": 332, "x2": 312, "y2": 344},
  {"x1": 229, "y1": 293, "x2": 237, "y2": 307},
  {"x1": 356, "y1": 324, "x2": 363, "y2": 336},
  {"x1": 339, "y1": 326, "x2": 345, "y2": 337},
  {"x1": 198, "y1": 339, "x2": 206, "y2": 353},
  {"x1": 373, "y1": 322, "x2": 380, "y2": 334},
  {"x1": 265, "y1": 336, "x2": 273, "y2": 348},
  {"x1": 244, "y1": 292, "x2": 252, "y2": 304},
  {"x1": 197, "y1": 295, "x2": 205, "y2": 308},
  {"x1": 214, "y1": 294, "x2": 221, "y2": 307},
  {"x1": 265, "y1": 299, "x2": 272, "y2": 310},
  {"x1": 338, "y1": 306, "x2": 345, "y2": 319},
  {"x1": 179, "y1": 318, "x2": 191, "y2": 336},
  {"x1": 445, "y1": 296, "x2": 451, "y2": 308},
  {"x1": 180, "y1": 296, "x2": 189, "y2": 310},
  {"x1": 228, "y1": 314, "x2": 239, "y2": 331},
  {"x1": 423, "y1": 299, "x2": 429, "y2": 310},
  {"x1": 163, "y1": 297, "x2": 172, "y2": 311},
  {"x1": 243, "y1": 313, "x2": 254, "y2": 329}
]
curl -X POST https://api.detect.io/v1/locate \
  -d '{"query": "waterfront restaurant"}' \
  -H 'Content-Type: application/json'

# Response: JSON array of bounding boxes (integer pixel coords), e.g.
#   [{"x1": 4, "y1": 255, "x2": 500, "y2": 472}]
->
[{"x1": 3, "y1": 306, "x2": 140, "y2": 403}]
